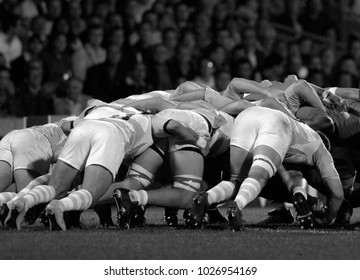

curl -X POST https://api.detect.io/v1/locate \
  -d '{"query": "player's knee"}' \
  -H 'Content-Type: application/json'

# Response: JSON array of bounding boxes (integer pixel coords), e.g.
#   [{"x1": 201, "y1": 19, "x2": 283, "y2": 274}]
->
[
  {"x1": 251, "y1": 155, "x2": 277, "y2": 177},
  {"x1": 127, "y1": 163, "x2": 153, "y2": 189},
  {"x1": 173, "y1": 175, "x2": 202, "y2": 193}
]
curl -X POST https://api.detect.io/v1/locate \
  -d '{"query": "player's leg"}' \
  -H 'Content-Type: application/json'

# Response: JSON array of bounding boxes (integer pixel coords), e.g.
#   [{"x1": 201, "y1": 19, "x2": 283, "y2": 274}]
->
[
  {"x1": 45, "y1": 122, "x2": 127, "y2": 231},
  {"x1": 46, "y1": 165, "x2": 113, "y2": 231},
  {"x1": 115, "y1": 149, "x2": 204, "y2": 228},
  {"x1": 107, "y1": 146, "x2": 165, "y2": 228}
]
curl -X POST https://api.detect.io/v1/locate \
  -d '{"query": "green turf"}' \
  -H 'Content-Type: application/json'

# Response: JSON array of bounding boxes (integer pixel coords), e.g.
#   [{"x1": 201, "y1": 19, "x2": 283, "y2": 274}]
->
[{"x1": 1, "y1": 207, "x2": 360, "y2": 260}]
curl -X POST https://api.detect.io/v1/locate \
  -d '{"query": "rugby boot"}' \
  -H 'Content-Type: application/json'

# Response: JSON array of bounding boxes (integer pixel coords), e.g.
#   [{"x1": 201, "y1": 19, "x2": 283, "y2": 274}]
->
[
  {"x1": 45, "y1": 200, "x2": 67, "y2": 231},
  {"x1": 227, "y1": 201, "x2": 244, "y2": 231},
  {"x1": 293, "y1": 193, "x2": 314, "y2": 229},
  {"x1": 6, "y1": 198, "x2": 27, "y2": 230},
  {"x1": 131, "y1": 202, "x2": 146, "y2": 227},
  {"x1": 333, "y1": 200, "x2": 353, "y2": 229},
  {"x1": 257, "y1": 207, "x2": 294, "y2": 225},
  {"x1": 185, "y1": 192, "x2": 209, "y2": 228},
  {"x1": 204, "y1": 208, "x2": 227, "y2": 225},
  {"x1": 67, "y1": 210, "x2": 83, "y2": 229},
  {"x1": 0, "y1": 203, "x2": 9, "y2": 227},
  {"x1": 113, "y1": 188, "x2": 133, "y2": 229},
  {"x1": 94, "y1": 206, "x2": 114, "y2": 227},
  {"x1": 164, "y1": 207, "x2": 178, "y2": 227},
  {"x1": 24, "y1": 203, "x2": 47, "y2": 225}
]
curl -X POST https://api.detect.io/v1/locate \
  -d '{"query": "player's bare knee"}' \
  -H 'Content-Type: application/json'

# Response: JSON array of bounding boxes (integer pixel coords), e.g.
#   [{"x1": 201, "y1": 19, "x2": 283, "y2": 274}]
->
[{"x1": 127, "y1": 163, "x2": 153, "y2": 189}]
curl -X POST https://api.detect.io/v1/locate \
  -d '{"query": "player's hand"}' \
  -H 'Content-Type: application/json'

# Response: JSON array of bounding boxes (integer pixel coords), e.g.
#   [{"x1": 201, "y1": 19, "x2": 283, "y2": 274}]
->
[{"x1": 323, "y1": 91, "x2": 349, "y2": 112}]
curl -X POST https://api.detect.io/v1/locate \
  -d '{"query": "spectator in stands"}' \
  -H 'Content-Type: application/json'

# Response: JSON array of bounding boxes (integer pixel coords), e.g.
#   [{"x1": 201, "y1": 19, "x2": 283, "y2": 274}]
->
[
  {"x1": 169, "y1": 45, "x2": 196, "y2": 83},
  {"x1": 319, "y1": 47, "x2": 337, "y2": 85},
  {"x1": 307, "y1": 69, "x2": 325, "y2": 88},
  {"x1": 162, "y1": 27, "x2": 179, "y2": 59},
  {"x1": 192, "y1": 57, "x2": 216, "y2": 88},
  {"x1": 0, "y1": 14, "x2": 23, "y2": 67},
  {"x1": 174, "y1": 2, "x2": 191, "y2": 31},
  {"x1": 257, "y1": 20, "x2": 277, "y2": 58},
  {"x1": 179, "y1": 29, "x2": 198, "y2": 58},
  {"x1": 43, "y1": 0, "x2": 63, "y2": 36},
  {"x1": 348, "y1": 36, "x2": 360, "y2": 66},
  {"x1": 337, "y1": 71, "x2": 358, "y2": 88},
  {"x1": 72, "y1": 23, "x2": 106, "y2": 82},
  {"x1": 105, "y1": 13, "x2": 124, "y2": 31},
  {"x1": 93, "y1": 1, "x2": 112, "y2": 26},
  {"x1": 273, "y1": 0, "x2": 303, "y2": 39},
  {"x1": 215, "y1": 70, "x2": 231, "y2": 92},
  {"x1": 261, "y1": 53, "x2": 285, "y2": 81},
  {"x1": 299, "y1": 0, "x2": 336, "y2": 36},
  {"x1": 15, "y1": 59, "x2": 54, "y2": 117},
  {"x1": 53, "y1": 77, "x2": 91, "y2": 116},
  {"x1": 132, "y1": 21, "x2": 158, "y2": 64},
  {"x1": 237, "y1": 0, "x2": 259, "y2": 27},
  {"x1": 30, "y1": 15, "x2": 48, "y2": 44},
  {"x1": 208, "y1": 44, "x2": 229, "y2": 73},
  {"x1": 337, "y1": 54, "x2": 359, "y2": 78},
  {"x1": 212, "y1": 2, "x2": 229, "y2": 31},
  {"x1": 286, "y1": 54, "x2": 309, "y2": 79},
  {"x1": 42, "y1": 32, "x2": 72, "y2": 85},
  {"x1": 239, "y1": 26, "x2": 264, "y2": 70},
  {"x1": 192, "y1": 12, "x2": 212, "y2": 52},
  {"x1": 146, "y1": 43, "x2": 173, "y2": 90},
  {"x1": 120, "y1": 61, "x2": 150, "y2": 96},
  {"x1": 0, "y1": 66, "x2": 15, "y2": 116},
  {"x1": 298, "y1": 36, "x2": 314, "y2": 66},
  {"x1": 84, "y1": 43, "x2": 126, "y2": 102},
  {"x1": 11, "y1": 35, "x2": 44, "y2": 85},
  {"x1": 232, "y1": 58, "x2": 255, "y2": 80},
  {"x1": 214, "y1": 28, "x2": 236, "y2": 53}
]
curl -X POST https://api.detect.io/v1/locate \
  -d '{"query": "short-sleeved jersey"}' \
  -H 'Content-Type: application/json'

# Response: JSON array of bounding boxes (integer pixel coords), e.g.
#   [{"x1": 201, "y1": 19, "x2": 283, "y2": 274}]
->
[
  {"x1": 233, "y1": 107, "x2": 339, "y2": 180},
  {"x1": 31, "y1": 123, "x2": 67, "y2": 161},
  {"x1": 208, "y1": 111, "x2": 234, "y2": 158},
  {"x1": 296, "y1": 105, "x2": 360, "y2": 139},
  {"x1": 84, "y1": 105, "x2": 154, "y2": 160}
]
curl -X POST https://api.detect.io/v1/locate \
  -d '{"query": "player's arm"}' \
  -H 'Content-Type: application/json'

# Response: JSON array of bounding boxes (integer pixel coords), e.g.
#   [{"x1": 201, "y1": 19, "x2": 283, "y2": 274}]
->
[
  {"x1": 61, "y1": 117, "x2": 85, "y2": 135},
  {"x1": 170, "y1": 88, "x2": 207, "y2": 102},
  {"x1": 259, "y1": 97, "x2": 297, "y2": 118},
  {"x1": 292, "y1": 80, "x2": 326, "y2": 112},
  {"x1": 123, "y1": 97, "x2": 176, "y2": 113},
  {"x1": 218, "y1": 99, "x2": 256, "y2": 115},
  {"x1": 324, "y1": 87, "x2": 359, "y2": 101},
  {"x1": 314, "y1": 147, "x2": 344, "y2": 224},
  {"x1": 151, "y1": 116, "x2": 207, "y2": 152},
  {"x1": 222, "y1": 78, "x2": 275, "y2": 99}
]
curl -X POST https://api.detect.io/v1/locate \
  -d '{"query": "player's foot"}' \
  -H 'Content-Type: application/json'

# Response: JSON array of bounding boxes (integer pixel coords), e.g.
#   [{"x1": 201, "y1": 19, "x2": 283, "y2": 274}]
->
[
  {"x1": 24, "y1": 203, "x2": 47, "y2": 225},
  {"x1": 293, "y1": 193, "x2": 314, "y2": 229},
  {"x1": 164, "y1": 207, "x2": 178, "y2": 227},
  {"x1": 227, "y1": 201, "x2": 244, "y2": 232},
  {"x1": 45, "y1": 200, "x2": 67, "y2": 231},
  {"x1": 333, "y1": 200, "x2": 353, "y2": 229},
  {"x1": 6, "y1": 198, "x2": 27, "y2": 230},
  {"x1": 185, "y1": 192, "x2": 209, "y2": 228},
  {"x1": 0, "y1": 203, "x2": 9, "y2": 227},
  {"x1": 131, "y1": 202, "x2": 146, "y2": 227},
  {"x1": 94, "y1": 206, "x2": 114, "y2": 227},
  {"x1": 204, "y1": 208, "x2": 227, "y2": 225},
  {"x1": 67, "y1": 210, "x2": 83, "y2": 229},
  {"x1": 113, "y1": 188, "x2": 133, "y2": 229},
  {"x1": 258, "y1": 207, "x2": 294, "y2": 225}
]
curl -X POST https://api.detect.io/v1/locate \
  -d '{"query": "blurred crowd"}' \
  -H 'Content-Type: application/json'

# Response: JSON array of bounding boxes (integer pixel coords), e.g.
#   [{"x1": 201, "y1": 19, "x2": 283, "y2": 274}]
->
[{"x1": 1, "y1": 0, "x2": 360, "y2": 117}]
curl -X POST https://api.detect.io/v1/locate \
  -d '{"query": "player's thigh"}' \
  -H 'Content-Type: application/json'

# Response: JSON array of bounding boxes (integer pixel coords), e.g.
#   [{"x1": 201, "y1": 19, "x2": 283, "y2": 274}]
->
[{"x1": 169, "y1": 148, "x2": 204, "y2": 177}]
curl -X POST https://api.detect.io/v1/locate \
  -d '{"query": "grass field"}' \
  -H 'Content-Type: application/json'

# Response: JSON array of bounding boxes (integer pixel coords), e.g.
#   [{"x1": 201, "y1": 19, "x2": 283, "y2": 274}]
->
[{"x1": 1, "y1": 206, "x2": 360, "y2": 260}]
